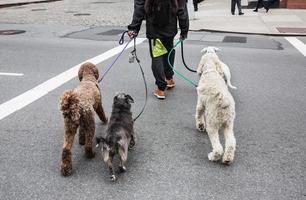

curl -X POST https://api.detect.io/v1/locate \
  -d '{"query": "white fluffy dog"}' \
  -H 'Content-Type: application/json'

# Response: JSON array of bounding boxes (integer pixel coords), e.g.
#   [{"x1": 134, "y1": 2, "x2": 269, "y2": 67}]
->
[{"x1": 195, "y1": 47, "x2": 237, "y2": 164}]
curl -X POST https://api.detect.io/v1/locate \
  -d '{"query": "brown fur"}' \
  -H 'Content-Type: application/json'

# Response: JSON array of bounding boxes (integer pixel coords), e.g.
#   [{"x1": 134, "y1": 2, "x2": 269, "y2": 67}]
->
[{"x1": 59, "y1": 62, "x2": 108, "y2": 176}]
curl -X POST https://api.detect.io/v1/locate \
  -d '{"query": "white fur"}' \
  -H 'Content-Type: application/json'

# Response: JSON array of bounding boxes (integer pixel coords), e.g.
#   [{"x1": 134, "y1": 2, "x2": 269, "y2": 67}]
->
[
  {"x1": 195, "y1": 47, "x2": 237, "y2": 164},
  {"x1": 199, "y1": 47, "x2": 237, "y2": 90}
]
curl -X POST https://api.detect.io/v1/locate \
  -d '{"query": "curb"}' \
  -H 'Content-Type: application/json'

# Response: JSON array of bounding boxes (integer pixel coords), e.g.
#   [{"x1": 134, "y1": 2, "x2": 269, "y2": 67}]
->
[
  {"x1": 0, "y1": 0, "x2": 60, "y2": 8},
  {"x1": 190, "y1": 28, "x2": 306, "y2": 37}
]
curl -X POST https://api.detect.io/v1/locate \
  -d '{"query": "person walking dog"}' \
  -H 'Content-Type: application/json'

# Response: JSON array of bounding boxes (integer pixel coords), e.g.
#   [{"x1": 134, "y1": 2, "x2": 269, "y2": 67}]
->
[
  {"x1": 127, "y1": 0, "x2": 189, "y2": 100},
  {"x1": 231, "y1": 0, "x2": 244, "y2": 15}
]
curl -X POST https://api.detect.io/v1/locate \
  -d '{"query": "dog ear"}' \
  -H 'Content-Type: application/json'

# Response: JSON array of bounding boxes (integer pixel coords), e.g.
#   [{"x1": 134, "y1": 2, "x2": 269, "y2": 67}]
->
[
  {"x1": 78, "y1": 65, "x2": 84, "y2": 81},
  {"x1": 125, "y1": 94, "x2": 134, "y2": 103},
  {"x1": 201, "y1": 47, "x2": 208, "y2": 53},
  {"x1": 214, "y1": 47, "x2": 220, "y2": 52},
  {"x1": 93, "y1": 67, "x2": 99, "y2": 80}
]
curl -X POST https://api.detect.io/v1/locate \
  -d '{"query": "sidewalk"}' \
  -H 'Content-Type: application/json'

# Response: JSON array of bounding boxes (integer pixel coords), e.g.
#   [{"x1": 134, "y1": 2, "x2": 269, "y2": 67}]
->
[
  {"x1": 0, "y1": 0, "x2": 305, "y2": 36},
  {"x1": 190, "y1": 0, "x2": 306, "y2": 35}
]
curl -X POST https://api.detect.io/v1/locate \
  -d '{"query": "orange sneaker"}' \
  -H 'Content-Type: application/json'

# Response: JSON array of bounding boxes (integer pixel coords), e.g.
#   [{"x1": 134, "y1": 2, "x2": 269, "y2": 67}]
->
[
  {"x1": 166, "y1": 79, "x2": 175, "y2": 88},
  {"x1": 154, "y1": 88, "x2": 166, "y2": 100}
]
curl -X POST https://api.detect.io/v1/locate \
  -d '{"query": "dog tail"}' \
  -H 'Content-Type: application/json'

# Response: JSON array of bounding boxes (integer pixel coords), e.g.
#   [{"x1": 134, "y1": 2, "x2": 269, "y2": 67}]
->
[
  {"x1": 227, "y1": 80, "x2": 237, "y2": 90},
  {"x1": 60, "y1": 90, "x2": 81, "y2": 122}
]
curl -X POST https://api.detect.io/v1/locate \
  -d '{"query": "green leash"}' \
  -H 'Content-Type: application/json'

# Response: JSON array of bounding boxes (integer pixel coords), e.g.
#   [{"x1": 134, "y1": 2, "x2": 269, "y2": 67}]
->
[{"x1": 167, "y1": 40, "x2": 198, "y2": 88}]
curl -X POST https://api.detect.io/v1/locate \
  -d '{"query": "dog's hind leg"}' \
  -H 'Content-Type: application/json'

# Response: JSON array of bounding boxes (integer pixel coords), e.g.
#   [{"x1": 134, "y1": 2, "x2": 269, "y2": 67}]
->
[
  {"x1": 96, "y1": 102, "x2": 108, "y2": 124},
  {"x1": 119, "y1": 141, "x2": 128, "y2": 173},
  {"x1": 79, "y1": 125, "x2": 85, "y2": 146},
  {"x1": 195, "y1": 97, "x2": 206, "y2": 132},
  {"x1": 206, "y1": 126, "x2": 223, "y2": 161},
  {"x1": 222, "y1": 122, "x2": 236, "y2": 165},
  {"x1": 82, "y1": 111, "x2": 96, "y2": 158},
  {"x1": 60, "y1": 121, "x2": 78, "y2": 176}
]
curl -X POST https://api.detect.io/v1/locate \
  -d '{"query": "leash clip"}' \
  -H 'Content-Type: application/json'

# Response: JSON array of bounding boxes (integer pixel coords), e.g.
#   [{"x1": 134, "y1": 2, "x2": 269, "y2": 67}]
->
[{"x1": 129, "y1": 50, "x2": 136, "y2": 63}]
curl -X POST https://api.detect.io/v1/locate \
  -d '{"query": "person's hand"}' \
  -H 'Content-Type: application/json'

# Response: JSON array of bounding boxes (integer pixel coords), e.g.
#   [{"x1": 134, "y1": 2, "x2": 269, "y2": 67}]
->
[
  {"x1": 128, "y1": 30, "x2": 138, "y2": 38},
  {"x1": 180, "y1": 34, "x2": 187, "y2": 41}
]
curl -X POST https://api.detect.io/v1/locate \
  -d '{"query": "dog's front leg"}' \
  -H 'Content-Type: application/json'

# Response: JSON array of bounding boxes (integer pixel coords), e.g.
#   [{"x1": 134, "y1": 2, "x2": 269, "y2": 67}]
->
[
  {"x1": 96, "y1": 102, "x2": 108, "y2": 124},
  {"x1": 195, "y1": 97, "x2": 206, "y2": 132},
  {"x1": 107, "y1": 156, "x2": 116, "y2": 181},
  {"x1": 129, "y1": 133, "x2": 136, "y2": 150}
]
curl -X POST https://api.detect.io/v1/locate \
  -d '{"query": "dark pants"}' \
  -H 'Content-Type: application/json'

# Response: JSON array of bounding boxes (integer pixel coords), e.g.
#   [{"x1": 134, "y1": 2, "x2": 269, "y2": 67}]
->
[
  {"x1": 149, "y1": 38, "x2": 175, "y2": 91},
  {"x1": 193, "y1": 0, "x2": 198, "y2": 11},
  {"x1": 231, "y1": 0, "x2": 242, "y2": 14},
  {"x1": 255, "y1": 0, "x2": 277, "y2": 9}
]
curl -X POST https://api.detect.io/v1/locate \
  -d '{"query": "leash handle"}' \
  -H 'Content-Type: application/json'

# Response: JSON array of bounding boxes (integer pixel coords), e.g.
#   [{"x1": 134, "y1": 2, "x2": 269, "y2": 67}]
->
[{"x1": 119, "y1": 30, "x2": 129, "y2": 45}]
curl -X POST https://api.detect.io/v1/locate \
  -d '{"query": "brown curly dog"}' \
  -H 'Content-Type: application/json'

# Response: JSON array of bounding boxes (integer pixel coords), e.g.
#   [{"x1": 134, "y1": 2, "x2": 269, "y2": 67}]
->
[{"x1": 59, "y1": 62, "x2": 108, "y2": 176}]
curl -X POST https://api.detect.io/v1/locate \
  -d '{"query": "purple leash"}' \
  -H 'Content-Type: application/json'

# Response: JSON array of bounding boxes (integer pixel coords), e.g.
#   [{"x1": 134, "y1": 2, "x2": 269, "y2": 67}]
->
[{"x1": 98, "y1": 31, "x2": 133, "y2": 83}]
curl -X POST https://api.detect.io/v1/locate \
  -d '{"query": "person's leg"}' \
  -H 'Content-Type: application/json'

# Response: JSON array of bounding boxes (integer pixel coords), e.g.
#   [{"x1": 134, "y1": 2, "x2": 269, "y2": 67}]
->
[
  {"x1": 149, "y1": 39, "x2": 167, "y2": 91},
  {"x1": 237, "y1": 0, "x2": 243, "y2": 14},
  {"x1": 161, "y1": 38, "x2": 175, "y2": 81},
  {"x1": 254, "y1": 0, "x2": 260, "y2": 11},
  {"x1": 231, "y1": 0, "x2": 236, "y2": 14},
  {"x1": 193, "y1": 0, "x2": 198, "y2": 11}
]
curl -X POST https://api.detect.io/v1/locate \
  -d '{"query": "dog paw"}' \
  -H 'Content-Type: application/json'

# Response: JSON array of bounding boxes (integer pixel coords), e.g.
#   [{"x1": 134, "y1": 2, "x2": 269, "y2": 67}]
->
[
  {"x1": 60, "y1": 164, "x2": 72, "y2": 176},
  {"x1": 196, "y1": 123, "x2": 205, "y2": 132},
  {"x1": 222, "y1": 153, "x2": 234, "y2": 165},
  {"x1": 119, "y1": 166, "x2": 126, "y2": 173},
  {"x1": 208, "y1": 151, "x2": 222, "y2": 161},
  {"x1": 110, "y1": 175, "x2": 116, "y2": 181}
]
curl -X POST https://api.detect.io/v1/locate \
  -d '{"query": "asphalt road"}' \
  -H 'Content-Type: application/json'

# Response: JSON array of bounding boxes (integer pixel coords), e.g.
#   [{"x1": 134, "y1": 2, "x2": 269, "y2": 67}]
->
[{"x1": 0, "y1": 24, "x2": 305, "y2": 200}]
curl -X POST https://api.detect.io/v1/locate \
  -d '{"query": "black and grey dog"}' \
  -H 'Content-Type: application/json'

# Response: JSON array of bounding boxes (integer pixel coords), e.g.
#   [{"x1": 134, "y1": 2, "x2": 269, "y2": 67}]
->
[{"x1": 96, "y1": 93, "x2": 135, "y2": 181}]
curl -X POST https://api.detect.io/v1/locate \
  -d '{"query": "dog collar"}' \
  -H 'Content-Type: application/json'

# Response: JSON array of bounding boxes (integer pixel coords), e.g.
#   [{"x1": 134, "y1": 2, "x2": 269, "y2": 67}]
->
[{"x1": 202, "y1": 69, "x2": 218, "y2": 75}]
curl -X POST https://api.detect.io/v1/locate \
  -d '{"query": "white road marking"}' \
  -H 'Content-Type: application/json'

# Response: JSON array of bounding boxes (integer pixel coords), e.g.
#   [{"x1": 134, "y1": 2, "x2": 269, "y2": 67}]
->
[
  {"x1": 0, "y1": 72, "x2": 24, "y2": 76},
  {"x1": 285, "y1": 37, "x2": 306, "y2": 57},
  {"x1": 0, "y1": 38, "x2": 147, "y2": 121}
]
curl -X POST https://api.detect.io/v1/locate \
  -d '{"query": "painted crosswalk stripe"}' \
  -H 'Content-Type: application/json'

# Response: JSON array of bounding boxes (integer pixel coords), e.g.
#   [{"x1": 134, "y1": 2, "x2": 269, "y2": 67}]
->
[
  {"x1": 0, "y1": 72, "x2": 24, "y2": 76},
  {"x1": 285, "y1": 37, "x2": 306, "y2": 57},
  {"x1": 0, "y1": 38, "x2": 147, "y2": 121}
]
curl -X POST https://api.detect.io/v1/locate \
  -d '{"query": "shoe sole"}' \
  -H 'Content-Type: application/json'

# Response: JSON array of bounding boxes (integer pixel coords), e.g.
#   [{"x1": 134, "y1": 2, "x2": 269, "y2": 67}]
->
[
  {"x1": 166, "y1": 84, "x2": 175, "y2": 89},
  {"x1": 154, "y1": 93, "x2": 165, "y2": 100}
]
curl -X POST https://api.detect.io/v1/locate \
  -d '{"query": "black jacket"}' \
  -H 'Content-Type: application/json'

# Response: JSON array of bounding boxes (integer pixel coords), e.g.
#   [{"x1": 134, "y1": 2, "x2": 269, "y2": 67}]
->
[{"x1": 128, "y1": 0, "x2": 189, "y2": 39}]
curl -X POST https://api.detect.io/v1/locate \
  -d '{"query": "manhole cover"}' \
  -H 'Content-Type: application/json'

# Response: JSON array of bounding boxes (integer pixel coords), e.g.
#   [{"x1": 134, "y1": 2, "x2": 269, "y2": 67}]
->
[
  {"x1": 74, "y1": 13, "x2": 91, "y2": 16},
  {"x1": 31, "y1": 8, "x2": 47, "y2": 11},
  {"x1": 0, "y1": 30, "x2": 26, "y2": 35},
  {"x1": 97, "y1": 29, "x2": 125, "y2": 36},
  {"x1": 223, "y1": 36, "x2": 247, "y2": 43},
  {"x1": 276, "y1": 27, "x2": 306, "y2": 34}
]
